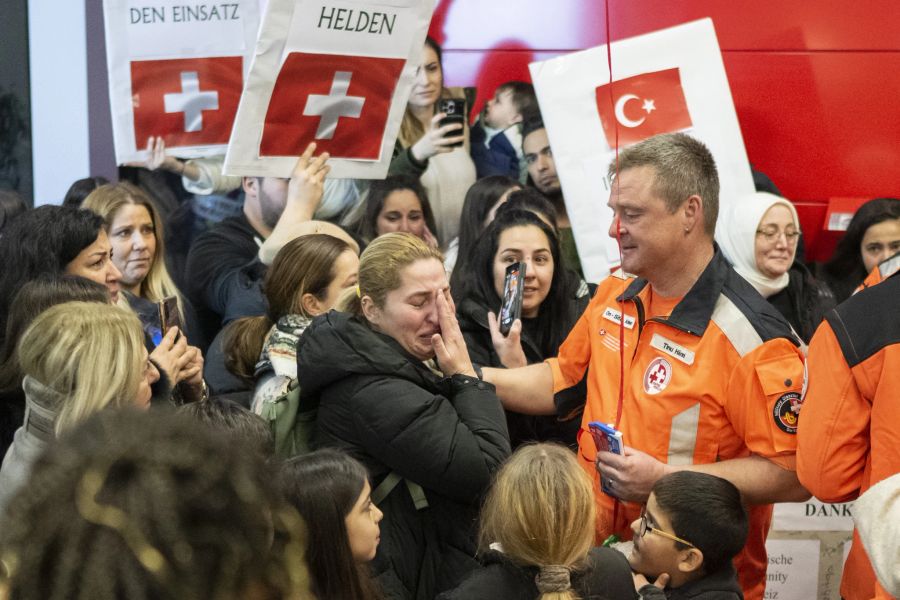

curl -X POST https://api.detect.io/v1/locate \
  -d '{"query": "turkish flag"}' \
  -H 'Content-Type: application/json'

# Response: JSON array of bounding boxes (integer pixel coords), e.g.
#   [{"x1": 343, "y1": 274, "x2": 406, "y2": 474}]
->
[
  {"x1": 260, "y1": 52, "x2": 405, "y2": 160},
  {"x1": 131, "y1": 56, "x2": 243, "y2": 148},
  {"x1": 595, "y1": 68, "x2": 693, "y2": 147}
]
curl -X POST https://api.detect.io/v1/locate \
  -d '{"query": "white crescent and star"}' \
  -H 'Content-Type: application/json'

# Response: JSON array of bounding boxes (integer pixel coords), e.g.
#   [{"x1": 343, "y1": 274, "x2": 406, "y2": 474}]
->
[{"x1": 613, "y1": 94, "x2": 657, "y2": 128}]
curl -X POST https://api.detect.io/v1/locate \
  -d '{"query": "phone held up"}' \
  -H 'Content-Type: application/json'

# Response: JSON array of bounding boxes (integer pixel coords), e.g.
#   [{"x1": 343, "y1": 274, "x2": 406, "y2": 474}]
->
[
  {"x1": 438, "y1": 98, "x2": 466, "y2": 148},
  {"x1": 499, "y1": 261, "x2": 526, "y2": 336},
  {"x1": 157, "y1": 295, "x2": 183, "y2": 343}
]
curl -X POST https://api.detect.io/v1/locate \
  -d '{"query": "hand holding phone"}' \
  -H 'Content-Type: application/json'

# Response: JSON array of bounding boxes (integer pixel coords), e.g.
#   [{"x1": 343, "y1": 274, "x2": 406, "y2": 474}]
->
[
  {"x1": 157, "y1": 296, "x2": 183, "y2": 340},
  {"x1": 589, "y1": 421, "x2": 624, "y2": 496},
  {"x1": 499, "y1": 262, "x2": 526, "y2": 336},
  {"x1": 437, "y1": 98, "x2": 466, "y2": 148}
]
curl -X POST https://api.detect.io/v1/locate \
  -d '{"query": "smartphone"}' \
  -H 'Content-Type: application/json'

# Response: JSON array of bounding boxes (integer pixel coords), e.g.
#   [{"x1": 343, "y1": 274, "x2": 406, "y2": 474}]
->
[
  {"x1": 157, "y1": 295, "x2": 183, "y2": 338},
  {"x1": 499, "y1": 261, "x2": 526, "y2": 336},
  {"x1": 438, "y1": 98, "x2": 466, "y2": 148},
  {"x1": 589, "y1": 421, "x2": 624, "y2": 495}
]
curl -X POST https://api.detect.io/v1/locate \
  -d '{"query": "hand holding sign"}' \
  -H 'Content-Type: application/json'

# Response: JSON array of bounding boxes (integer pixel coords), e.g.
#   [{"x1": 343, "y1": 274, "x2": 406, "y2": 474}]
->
[{"x1": 287, "y1": 142, "x2": 331, "y2": 220}]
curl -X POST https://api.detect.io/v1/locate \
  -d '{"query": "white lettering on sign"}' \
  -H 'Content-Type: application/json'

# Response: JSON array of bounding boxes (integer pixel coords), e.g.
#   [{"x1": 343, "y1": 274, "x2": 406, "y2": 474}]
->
[
  {"x1": 649, "y1": 333, "x2": 695, "y2": 365},
  {"x1": 163, "y1": 71, "x2": 219, "y2": 132},
  {"x1": 302, "y1": 71, "x2": 365, "y2": 139},
  {"x1": 602, "y1": 307, "x2": 635, "y2": 329}
]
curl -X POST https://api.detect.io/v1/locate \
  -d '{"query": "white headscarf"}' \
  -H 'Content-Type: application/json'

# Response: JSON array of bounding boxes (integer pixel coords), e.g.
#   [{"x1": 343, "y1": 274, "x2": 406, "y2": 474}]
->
[
  {"x1": 716, "y1": 191, "x2": 800, "y2": 298},
  {"x1": 855, "y1": 473, "x2": 900, "y2": 597}
]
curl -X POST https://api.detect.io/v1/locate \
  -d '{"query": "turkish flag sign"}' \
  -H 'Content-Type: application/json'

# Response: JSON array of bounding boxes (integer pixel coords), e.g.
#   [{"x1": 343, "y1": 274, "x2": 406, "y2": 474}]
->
[
  {"x1": 131, "y1": 56, "x2": 243, "y2": 148},
  {"x1": 260, "y1": 52, "x2": 405, "y2": 160},
  {"x1": 595, "y1": 68, "x2": 693, "y2": 147}
]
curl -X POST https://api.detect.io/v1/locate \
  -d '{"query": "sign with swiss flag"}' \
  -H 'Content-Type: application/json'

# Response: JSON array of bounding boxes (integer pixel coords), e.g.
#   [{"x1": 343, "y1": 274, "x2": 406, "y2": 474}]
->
[
  {"x1": 224, "y1": 0, "x2": 434, "y2": 179},
  {"x1": 530, "y1": 19, "x2": 755, "y2": 282},
  {"x1": 103, "y1": 0, "x2": 259, "y2": 164}
]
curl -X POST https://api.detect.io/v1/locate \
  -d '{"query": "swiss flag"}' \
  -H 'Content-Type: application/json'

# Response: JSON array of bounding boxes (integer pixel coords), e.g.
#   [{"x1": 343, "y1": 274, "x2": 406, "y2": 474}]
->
[
  {"x1": 260, "y1": 52, "x2": 405, "y2": 160},
  {"x1": 595, "y1": 68, "x2": 693, "y2": 147},
  {"x1": 131, "y1": 56, "x2": 242, "y2": 147}
]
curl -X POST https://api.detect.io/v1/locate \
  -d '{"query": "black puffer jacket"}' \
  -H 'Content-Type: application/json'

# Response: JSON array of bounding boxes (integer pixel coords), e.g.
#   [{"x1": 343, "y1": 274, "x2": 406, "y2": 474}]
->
[
  {"x1": 456, "y1": 282, "x2": 593, "y2": 449},
  {"x1": 436, "y1": 547, "x2": 638, "y2": 600},
  {"x1": 296, "y1": 311, "x2": 511, "y2": 600}
]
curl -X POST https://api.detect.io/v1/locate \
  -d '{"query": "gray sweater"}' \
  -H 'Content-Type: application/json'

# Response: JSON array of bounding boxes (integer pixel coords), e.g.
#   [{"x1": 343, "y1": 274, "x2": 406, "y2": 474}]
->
[{"x1": 0, "y1": 376, "x2": 61, "y2": 517}]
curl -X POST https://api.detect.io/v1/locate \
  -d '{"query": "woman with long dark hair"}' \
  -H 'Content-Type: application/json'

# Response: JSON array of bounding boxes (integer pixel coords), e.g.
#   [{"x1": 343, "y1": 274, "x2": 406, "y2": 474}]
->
[
  {"x1": 817, "y1": 197, "x2": 900, "y2": 303},
  {"x1": 342, "y1": 175, "x2": 439, "y2": 247},
  {"x1": 280, "y1": 449, "x2": 383, "y2": 600},
  {"x1": 456, "y1": 208, "x2": 591, "y2": 448}
]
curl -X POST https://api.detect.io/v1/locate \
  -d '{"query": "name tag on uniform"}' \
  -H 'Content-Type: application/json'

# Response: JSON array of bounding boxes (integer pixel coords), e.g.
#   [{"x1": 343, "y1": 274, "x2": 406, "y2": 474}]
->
[
  {"x1": 650, "y1": 333, "x2": 695, "y2": 365},
  {"x1": 603, "y1": 307, "x2": 635, "y2": 329}
]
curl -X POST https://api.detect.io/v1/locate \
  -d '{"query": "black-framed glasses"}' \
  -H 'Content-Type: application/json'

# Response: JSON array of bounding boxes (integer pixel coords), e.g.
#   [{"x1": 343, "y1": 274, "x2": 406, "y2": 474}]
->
[
  {"x1": 638, "y1": 508, "x2": 695, "y2": 548},
  {"x1": 755, "y1": 226, "x2": 800, "y2": 244}
]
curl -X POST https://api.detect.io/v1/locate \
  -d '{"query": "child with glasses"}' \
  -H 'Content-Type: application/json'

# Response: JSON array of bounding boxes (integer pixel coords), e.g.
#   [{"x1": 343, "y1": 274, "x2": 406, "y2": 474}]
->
[{"x1": 628, "y1": 471, "x2": 748, "y2": 599}]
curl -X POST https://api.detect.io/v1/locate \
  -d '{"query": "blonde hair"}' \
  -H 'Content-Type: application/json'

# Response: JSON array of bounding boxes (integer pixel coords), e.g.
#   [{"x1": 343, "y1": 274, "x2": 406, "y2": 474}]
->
[
  {"x1": 479, "y1": 444, "x2": 596, "y2": 600},
  {"x1": 338, "y1": 233, "x2": 443, "y2": 318},
  {"x1": 17, "y1": 302, "x2": 146, "y2": 435},
  {"x1": 82, "y1": 182, "x2": 184, "y2": 312}
]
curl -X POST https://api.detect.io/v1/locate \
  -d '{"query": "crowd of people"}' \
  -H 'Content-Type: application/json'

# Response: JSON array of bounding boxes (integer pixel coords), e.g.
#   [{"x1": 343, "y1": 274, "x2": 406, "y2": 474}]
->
[{"x1": 0, "y1": 36, "x2": 899, "y2": 600}]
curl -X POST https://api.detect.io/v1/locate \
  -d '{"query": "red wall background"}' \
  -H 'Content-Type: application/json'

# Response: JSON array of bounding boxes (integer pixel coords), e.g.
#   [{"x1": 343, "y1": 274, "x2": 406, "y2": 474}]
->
[{"x1": 429, "y1": 0, "x2": 900, "y2": 261}]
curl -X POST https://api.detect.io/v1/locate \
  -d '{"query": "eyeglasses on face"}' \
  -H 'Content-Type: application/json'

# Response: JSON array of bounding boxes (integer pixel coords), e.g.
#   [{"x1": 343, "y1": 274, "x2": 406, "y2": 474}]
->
[
  {"x1": 755, "y1": 226, "x2": 800, "y2": 243},
  {"x1": 638, "y1": 509, "x2": 695, "y2": 548}
]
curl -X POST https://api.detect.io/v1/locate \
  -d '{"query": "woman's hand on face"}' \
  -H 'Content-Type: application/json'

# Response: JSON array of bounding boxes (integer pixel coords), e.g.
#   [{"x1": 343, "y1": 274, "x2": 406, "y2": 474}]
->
[
  {"x1": 410, "y1": 113, "x2": 464, "y2": 162},
  {"x1": 432, "y1": 290, "x2": 477, "y2": 378},
  {"x1": 487, "y1": 311, "x2": 528, "y2": 368},
  {"x1": 421, "y1": 224, "x2": 439, "y2": 249},
  {"x1": 287, "y1": 142, "x2": 331, "y2": 219},
  {"x1": 148, "y1": 326, "x2": 189, "y2": 383}
]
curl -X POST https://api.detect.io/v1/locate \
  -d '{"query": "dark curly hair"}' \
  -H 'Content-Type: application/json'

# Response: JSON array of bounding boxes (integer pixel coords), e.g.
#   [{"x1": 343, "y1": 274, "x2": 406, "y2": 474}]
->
[{"x1": 0, "y1": 409, "x2": 313, "y2": 600}]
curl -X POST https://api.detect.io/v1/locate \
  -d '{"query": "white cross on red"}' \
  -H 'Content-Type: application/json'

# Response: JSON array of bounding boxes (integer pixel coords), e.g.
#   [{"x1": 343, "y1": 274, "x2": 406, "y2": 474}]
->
[
  {"x1": 303, "y1": 71, "x2": 365, "y2": 139},
  {"x1": 163, "y1": 71, "x2": 219, "y2": 133}
]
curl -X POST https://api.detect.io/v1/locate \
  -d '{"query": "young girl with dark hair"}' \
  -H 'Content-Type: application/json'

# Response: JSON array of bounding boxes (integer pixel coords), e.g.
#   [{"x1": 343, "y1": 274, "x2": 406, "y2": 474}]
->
[
  {"x1": 280, "y1": 449, "x2": 383, "y2": 600},
  {"x1": 342, "y1": 175, "x2": 439, "y2": 247},
  {"x1": 456, "y1": 208, "x2": 591, "y2": 448}
]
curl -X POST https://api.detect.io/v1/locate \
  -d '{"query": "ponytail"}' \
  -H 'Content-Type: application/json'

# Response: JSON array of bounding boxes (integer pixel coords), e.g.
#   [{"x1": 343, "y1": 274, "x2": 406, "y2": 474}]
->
[
  {"x1": 535, "y1": 565, "x2": 576, "y2": 600},
  {"x1": 223, "y1": 315, "x2": 272, "y2": 382}
]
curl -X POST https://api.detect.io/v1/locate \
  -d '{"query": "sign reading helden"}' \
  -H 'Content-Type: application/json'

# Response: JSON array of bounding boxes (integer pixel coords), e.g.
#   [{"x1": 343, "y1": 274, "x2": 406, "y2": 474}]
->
[
  {"x1": 224, "y1": 0, "x2": 435, "y2": 179},
  {"x1": 103, "y1": 0, "x2": 260, "y2": 164}
]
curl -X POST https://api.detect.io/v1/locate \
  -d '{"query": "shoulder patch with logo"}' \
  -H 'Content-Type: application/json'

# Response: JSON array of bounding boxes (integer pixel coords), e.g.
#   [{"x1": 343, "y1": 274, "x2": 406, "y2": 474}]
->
[
  {"x1": 643, "y1": 357, "x2": 672, "y2": 395},
  {"x1": 773, "y1": 391, "x2": 802, "y2": 434}
]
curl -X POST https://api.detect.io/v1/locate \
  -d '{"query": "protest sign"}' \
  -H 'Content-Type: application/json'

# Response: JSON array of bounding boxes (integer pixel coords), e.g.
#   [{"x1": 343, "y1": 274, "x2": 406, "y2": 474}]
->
[
  {"x1": 224, "y1": 0, "x2": 433, "y2": 179},
  {"x1": 529, "y1": 18, "x2": 755, "y2": 282},
  {"x1": 103, "y1": 0, "x2": 260, "y2": 164}
]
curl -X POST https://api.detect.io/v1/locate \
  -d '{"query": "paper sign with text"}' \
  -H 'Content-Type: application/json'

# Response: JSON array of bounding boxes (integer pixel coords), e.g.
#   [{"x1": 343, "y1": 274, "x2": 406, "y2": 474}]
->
[
  {"x1": 529, "y1": 19, "x2": 755, "y2": 282},
  {"x1": 103, "y1": 0, "x2": 260, "y2": 164},
  {"x1": 224, "y1": 0, "x2": 433, "y2": 179}
]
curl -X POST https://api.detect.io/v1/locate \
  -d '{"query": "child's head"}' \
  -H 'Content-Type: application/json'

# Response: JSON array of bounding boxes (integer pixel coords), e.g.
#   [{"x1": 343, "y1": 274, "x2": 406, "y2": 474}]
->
[
  {"x1": 629, "y1": 472, "x2": 748, "y2": 587},
  {"x1": 178, "y1": 397, "x2": 274, "y2": 458},
  {"x1": 480, "y1": 443, "x2": 595, "y2": 599},
  {"x1": 280, "y1": 449, "x2": 383, "y2": 600},
  {"x1": 484, "y1": 81, "x2": 537, "y2": 130}
]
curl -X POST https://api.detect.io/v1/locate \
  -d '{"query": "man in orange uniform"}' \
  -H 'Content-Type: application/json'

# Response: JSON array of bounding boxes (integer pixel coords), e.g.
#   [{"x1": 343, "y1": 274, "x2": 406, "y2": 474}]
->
[
  {"x1": 483, "y1": 133, "x2": 809, "y2": 600},
  {"x1": 797, "y1": 270, "x2": 900, "y2": 600}
]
